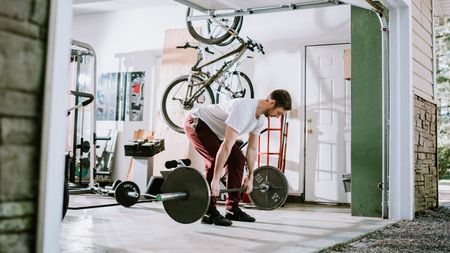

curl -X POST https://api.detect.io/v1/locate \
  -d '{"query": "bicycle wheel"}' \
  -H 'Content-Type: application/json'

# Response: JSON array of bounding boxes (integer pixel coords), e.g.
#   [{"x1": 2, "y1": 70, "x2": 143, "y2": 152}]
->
[
  {"x1": 209, "y1": 15, "x2": 244, "y2": 47},
  {"x1": 161, "y1": 75, "x2": 215, "y2": 133},
  {"x1": 215, "y1": 71, "x2": 254, "y2": 103},
  {"x1": 186, "y1": 7, "x2": 242, "y2": 45}
]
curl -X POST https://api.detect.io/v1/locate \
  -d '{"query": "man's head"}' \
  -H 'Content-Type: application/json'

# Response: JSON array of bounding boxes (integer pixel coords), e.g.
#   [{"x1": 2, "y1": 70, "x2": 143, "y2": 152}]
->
[{"x1": 264, "y1": 89, "x2": 292, "y2": 118}]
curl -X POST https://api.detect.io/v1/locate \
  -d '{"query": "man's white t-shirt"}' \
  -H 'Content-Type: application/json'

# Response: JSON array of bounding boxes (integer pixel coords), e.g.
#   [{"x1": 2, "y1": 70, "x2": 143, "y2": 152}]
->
[{"x1": 191, "y1": 98, "x2": 265, "y2": 140}]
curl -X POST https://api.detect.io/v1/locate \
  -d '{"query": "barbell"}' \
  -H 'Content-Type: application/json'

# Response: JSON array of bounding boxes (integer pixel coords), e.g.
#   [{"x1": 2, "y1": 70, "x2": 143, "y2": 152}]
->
[{"x1": 114, "y1": 165, "x2": 288, "y2": 224}]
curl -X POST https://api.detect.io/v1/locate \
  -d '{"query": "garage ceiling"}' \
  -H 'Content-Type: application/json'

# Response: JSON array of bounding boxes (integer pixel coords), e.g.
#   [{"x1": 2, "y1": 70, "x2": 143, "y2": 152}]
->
[
  {"x1": 175, "y1": 0, "x2": 328, "y2": 10},
  {"x1": 173, "y1": 0, "x2": 373, "y2": 12},
  {"x1": 73, "y1": 0, "x2": 374, "y2": 16},
  {"x1": 73, "y1": 0, "x2": 177, "y2": 15}
]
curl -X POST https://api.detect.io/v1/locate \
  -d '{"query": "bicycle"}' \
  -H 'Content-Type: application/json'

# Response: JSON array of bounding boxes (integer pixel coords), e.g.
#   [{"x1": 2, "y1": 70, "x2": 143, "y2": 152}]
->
[
  {"x1": 186, "y1": 7, "x2": 244, "y2": 46},
  {"x1": 161, "y1": 36, "x2": 265, "y2": 133},
  {"x1": 208, "y1": 42, "x2": 255, "y2": 103}
]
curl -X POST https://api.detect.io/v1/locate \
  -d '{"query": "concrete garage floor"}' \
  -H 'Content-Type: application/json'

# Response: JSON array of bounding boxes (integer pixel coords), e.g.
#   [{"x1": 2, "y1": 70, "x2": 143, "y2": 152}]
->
[{"x1": 61, "y1": 195, "x2": 393, "y2": 253}]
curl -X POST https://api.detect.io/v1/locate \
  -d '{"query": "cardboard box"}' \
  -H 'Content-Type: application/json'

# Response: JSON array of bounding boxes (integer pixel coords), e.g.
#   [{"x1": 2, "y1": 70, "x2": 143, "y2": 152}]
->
[{"x1": 343, "y1": 48, "x2": 351, "y2": 80}]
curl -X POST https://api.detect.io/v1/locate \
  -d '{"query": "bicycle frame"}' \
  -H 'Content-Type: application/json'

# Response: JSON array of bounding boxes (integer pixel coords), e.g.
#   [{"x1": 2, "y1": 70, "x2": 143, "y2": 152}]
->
[{"x1": 184, "y1": 42, "x2": 248, "y2": 106}]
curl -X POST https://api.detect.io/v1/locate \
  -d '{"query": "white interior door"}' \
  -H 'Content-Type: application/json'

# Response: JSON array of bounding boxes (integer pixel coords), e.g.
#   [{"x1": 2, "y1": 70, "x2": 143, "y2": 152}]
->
[{"x1": 305, "y1": 44, "x2": 351, "y2": 203}]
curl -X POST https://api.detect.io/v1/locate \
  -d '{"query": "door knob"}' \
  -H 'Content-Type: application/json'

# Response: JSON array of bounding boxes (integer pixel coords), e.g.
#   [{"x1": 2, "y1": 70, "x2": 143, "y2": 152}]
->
[
  {"x1": 307, "y1": 128, "x2": 313, "y2": 134},
  {"x1": 307, "y1": 118, "x2": 312, "y2": 123}
]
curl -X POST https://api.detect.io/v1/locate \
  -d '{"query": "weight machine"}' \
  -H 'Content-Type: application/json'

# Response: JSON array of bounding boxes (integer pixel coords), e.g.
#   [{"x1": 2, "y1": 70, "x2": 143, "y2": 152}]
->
[
  {"x1": 67, "y1": 39, "x2": 98, "y2": 190},
  {"x1": 62, "y1": 40, "x2": 119, "y2": 217},
  {"x1": 67, "y1": 40, "x2": 118, "y2": 189}
]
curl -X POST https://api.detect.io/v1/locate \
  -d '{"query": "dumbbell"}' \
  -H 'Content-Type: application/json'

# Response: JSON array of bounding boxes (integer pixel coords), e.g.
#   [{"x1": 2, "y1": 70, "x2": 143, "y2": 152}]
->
[{"x1": 114, "y1": 165, "x2": 288, "y2": 224}]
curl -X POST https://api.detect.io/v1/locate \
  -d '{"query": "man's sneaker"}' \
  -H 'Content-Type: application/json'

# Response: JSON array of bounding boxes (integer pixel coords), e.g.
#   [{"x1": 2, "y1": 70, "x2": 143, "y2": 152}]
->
[
  {"x1": 201, "y1": 209, "x2": 232, "y2": 226},
  {"x1": 225, "y1": 207, "x2": 256, "y2": 222}
]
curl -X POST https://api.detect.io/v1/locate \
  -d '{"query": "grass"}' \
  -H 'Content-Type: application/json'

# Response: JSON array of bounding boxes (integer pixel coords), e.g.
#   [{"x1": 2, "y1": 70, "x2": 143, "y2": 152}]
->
[{"x1": 440, "y1": 172, "x2": 450, "y2": 180}]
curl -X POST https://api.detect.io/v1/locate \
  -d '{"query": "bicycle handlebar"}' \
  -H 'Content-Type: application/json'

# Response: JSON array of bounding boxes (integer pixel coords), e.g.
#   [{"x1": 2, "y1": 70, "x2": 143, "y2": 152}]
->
[
  {"x1": 176, "y1": 42, "x2": 214, "y2": 55},
  {"x1": 245, "y1": 37, "x2": 265, "y2": 55}
]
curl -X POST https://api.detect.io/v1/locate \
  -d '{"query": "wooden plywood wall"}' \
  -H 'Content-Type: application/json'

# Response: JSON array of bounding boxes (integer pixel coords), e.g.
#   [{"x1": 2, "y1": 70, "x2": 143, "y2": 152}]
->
[{"x1": 154, "y1": 28, "x2": 205, "y2": 176}]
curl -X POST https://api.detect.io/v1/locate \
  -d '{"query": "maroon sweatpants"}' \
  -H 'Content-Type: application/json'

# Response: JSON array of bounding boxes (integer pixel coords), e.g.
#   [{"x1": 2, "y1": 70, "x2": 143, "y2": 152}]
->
[{"x1": 183, "y1": 114, "x2": 245, "y2": 210}]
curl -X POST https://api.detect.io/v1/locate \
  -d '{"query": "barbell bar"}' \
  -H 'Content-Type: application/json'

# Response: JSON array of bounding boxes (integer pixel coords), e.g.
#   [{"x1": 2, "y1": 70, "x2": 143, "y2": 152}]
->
[
  {"x1": 124, "y1": 185, "x2": 271, "y2": 199},
  {"x1": 151, "y1": 184, "x2": 271, "y2": 201},
  {"x1": 114, "y1": 165, "x2": 288, "y2": 223}
]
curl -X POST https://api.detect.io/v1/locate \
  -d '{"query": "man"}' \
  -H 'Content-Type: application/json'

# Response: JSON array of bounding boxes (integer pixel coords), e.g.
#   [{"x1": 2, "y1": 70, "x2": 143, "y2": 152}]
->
[{"x1": 183, "y1": 89, "x2": 292, "y2": 226}]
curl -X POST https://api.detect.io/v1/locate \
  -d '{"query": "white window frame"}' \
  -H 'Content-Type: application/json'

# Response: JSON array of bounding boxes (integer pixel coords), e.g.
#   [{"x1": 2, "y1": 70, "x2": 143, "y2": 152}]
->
[{"x1": 383, "y1": 0, "x2": 415, "y2": 220}]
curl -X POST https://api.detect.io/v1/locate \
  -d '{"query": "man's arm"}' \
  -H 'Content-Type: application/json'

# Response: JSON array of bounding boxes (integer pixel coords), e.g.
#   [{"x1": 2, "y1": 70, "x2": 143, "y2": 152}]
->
[
  {"x1": 242, "y1": 132, "x2": 259, "y2": 193},
  {"x1": 246, "y1": 132, "x2": 259, "y2": 176},
  {"x1": 210, "y1": 126, "x2": 239, "y2": 196}
]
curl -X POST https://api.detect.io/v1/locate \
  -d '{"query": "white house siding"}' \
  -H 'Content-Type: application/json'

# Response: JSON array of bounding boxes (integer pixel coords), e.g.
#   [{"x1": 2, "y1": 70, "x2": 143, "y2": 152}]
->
[{"x1": 412, "y1": 0, "x2": 435, "y2": 100}]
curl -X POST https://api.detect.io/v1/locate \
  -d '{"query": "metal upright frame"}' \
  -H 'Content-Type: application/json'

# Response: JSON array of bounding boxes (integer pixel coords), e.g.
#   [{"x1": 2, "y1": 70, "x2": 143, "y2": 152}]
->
[{"x1": 69, "y1": 40, "x2": 98, "y2": 193}]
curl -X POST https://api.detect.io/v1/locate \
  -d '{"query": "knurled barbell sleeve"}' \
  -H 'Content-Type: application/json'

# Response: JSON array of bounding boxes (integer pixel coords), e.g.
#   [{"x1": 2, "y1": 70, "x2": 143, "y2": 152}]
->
[{"x1": 156, "y1": 192, "x2": 188, "y2": 202}]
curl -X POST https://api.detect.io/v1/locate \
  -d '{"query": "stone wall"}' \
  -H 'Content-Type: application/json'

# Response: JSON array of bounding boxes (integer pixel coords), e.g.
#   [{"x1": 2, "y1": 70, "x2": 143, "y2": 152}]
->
[
  {"x1": 0, "y1": 0, "x2": 49, "y2": 252},
  {"x1": 414, "y1": 95, "x2": 438, "y2": 212}
]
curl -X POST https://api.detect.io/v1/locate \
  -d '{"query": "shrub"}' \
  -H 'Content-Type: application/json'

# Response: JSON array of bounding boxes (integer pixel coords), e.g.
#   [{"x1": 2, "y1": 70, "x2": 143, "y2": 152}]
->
[{"x1": 438, "y1": 147, "x2": 450, "y2": 178}]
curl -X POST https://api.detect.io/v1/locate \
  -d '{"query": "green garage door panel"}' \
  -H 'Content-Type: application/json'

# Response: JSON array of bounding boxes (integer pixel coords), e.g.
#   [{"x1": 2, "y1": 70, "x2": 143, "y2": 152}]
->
[{"x1": 351, "y1": 6, "x2": 383, "y2": 217}]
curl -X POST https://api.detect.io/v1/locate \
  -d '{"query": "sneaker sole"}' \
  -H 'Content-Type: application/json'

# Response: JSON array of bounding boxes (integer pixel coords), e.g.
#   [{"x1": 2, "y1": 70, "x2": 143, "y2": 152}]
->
[{"x1": 225, "y1": 215, "x2": 256, "y2": 222}]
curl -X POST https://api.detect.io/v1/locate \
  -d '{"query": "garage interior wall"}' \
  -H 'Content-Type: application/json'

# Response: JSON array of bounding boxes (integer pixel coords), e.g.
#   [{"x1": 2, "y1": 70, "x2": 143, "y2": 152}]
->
[
  {"x1": 72, "y1": 4, "x2": 350, "y2": 195},
  {"x1": 0, "y1": 0, "x2": 50, "y2": 251},
  {"x1": 72, "y1": 4, "x2": 187, "y2": 182},
  {"x1": 350, "y1": 6, "x2": 382, "y2": 217}
]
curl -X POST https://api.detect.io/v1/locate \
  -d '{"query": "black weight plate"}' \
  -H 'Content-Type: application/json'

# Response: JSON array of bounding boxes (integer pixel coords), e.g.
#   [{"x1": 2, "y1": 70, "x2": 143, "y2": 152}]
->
[
  {"x1": 160, "y1": 167, "x2": 210, "y2": 224},
  {"x1": 249, "y1": 166, "x2": 288, "y2": 210},
  {"x1": 115, "y1": 181, "x2": 140, "y2": 207},
  {"x1": 81, "y1": 141, "x2": 90, "y2": 153}
]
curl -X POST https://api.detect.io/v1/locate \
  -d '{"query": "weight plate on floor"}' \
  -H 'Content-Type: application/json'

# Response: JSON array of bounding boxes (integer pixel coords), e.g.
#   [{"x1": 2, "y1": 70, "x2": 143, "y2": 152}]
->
[
  {"x1": 249, "y1": 165, "x2": 288, "y2": 210},
  {"x1": 160, "y1": 167, "x2": 210, "y2": 224},
  {"x1": 115, "y1": 181, "x2": 140, "y2": 207}
]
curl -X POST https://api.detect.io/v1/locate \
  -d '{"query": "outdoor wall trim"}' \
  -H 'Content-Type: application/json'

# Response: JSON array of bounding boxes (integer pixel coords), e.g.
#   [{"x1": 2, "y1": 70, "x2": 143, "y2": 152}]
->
[
  {"x1": 432, "y1": 0, "x2": 437, "y2": 100},
  {"x1": 36, "y1": 0, "x2": 73, "y2": 252},
  {"x1": 384, "y1": 0, "x2": 415, "y2": 220}
]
